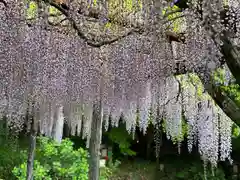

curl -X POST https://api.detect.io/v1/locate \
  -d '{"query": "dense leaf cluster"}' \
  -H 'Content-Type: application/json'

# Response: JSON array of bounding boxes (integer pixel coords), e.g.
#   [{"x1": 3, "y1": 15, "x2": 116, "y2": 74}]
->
[{"x1": 13, "y1": 137, "x2": 89, "y2": 180}]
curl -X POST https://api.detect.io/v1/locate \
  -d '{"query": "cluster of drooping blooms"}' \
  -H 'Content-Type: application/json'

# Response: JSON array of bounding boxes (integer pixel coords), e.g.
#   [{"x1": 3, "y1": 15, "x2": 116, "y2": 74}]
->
[
  {"x1": 219, "y1": 108, "x2": 233, "y2": 163},
  {"x1": 224, "y1": 65, "x2": 235, "y2": 85},
  {"x1": 181, "y1": 76, "x2": 198, "y2": 153},
  {"x1": 164, "y1": 76, "x2": 182, "y2": 140},
  {"x1": 179, "y1": 75, "x2": 233, "y2": 166},
  {"x1": 139, "y1": 80, "x2": 152, "y2": 134},
  {"x1": 0, "y1": 0, "x2": 236, "y2": 164},
  {"x1": 197, "y1": 100, "x2": 219, "y2": 167}
]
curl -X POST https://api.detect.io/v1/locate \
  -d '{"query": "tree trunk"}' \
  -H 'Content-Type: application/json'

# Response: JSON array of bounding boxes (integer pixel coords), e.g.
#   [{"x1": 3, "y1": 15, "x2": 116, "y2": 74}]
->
[
  {"x1": 146, "y1": 139, "x2": 152, "y2": 159},
  {"x1": 26, "y1": 132, "x2": 36, "y2": 180},
  {"x1": 196, "y1": 34, "x2": 240, "y2": 127},
  {"x1": 221, "y1": 36, "x2": 240, "y2": 85},
  {"x1": 89, "y1": 101, "x2": 102, "y2": 180},
  {"x1": 168, "y1": 31, "x2": 240, "y2": 127},
  {"x1": 89, "y1": 102, "x2": 103, "y2": 180},
  {"x1": 172, "y1": 33, "x2": 240, "y2": 127},
  {"x1": 26, "y1": 112, "x2": 37, "y2": 180},
  {"x1": 146, "y1": 125, "x2": 154, "y2": 160},
  {"x1": 51, "y1": 105, "x2": 64, "y2": 143},
  {"x1": 205, "y1": 83, "x2": 240, "y2": 126},
  {"x1": 194, "y1": 68, "x2": 240, "y2": 128},
  {"x1": 201, "y1": 33, "x2": 240, "y2": 126}
]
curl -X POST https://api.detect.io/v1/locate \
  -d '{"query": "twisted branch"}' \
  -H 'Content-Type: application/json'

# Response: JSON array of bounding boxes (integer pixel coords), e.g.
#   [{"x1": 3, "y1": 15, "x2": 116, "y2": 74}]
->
[
  {"x1": 0, "y1": 0, "x2": 7, "y2": 7},
  {"x1": 41, "y1": 0, "x2": 143, "y2": 47}
]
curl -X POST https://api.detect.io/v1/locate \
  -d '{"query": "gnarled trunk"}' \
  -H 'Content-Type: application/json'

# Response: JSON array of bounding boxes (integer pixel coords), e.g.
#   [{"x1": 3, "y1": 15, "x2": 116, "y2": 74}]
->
[
  {"x1": 201, "y1": 35, "x2": 240, "y2": 127},
  {"x1": 221, "y1": 36, "x2": 240, "y2": 85}
]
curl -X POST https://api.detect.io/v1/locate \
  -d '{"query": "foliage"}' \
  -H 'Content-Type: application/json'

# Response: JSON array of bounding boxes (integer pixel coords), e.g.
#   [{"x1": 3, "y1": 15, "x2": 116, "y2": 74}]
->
[
  {"x1": 98, "y1": 155, "x2": 227, "y2": 180},
  {"x1": 157, "y1": 156, "x2": 227, "y2": 180},
  {"x1": 108, "y1": 160, "x2": 156, "y2": 180},
  {"x1": 213, "y1": 67, "x2": 240, "y2": 105},
  {"x1": 13, "y1": 161, "x2": 50, "y2": 180},
  {"x1": 213, "y1": 67, "x2": 240, "y2": 139},
  {"x1": 221, "y1": 84, "x2": 240, "y2": 105},
  {"x1": 100, "y1": 160, "x2": 121, "y2": 180},
  {"x1": 175, "y1": 164, "x2": 225, "y2": 180},
  {"x1": 0, "y1": 139, "x2": 24, "y2": 179},
  {"x1": 213, "y1": 67, "x2": 240, "y2": 104},
  {"x1": 25, "y1": 0, "x2": 38, "y2": 20},
  {"x1": 232, "y1": 123, "x2": 240, "y2": 138},
  {"x1": 107, "y1": 125, "x2": 136, "y2": 156},
  {"x1": 162, "y1": 5, "x2": 183, "y2": 33},
  {"x1": 161, "y1": 118, "x2": 188, "y2": 144},
  {"x1": 13, "y1": 137, "x2": 89, "y2": 180}
]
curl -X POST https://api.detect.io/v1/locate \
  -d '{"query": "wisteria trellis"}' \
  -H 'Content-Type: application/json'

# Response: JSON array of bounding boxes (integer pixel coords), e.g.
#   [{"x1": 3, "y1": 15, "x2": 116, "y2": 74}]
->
[{"x1": 0, "y1": 0, "x2": 239, "y2": 167}]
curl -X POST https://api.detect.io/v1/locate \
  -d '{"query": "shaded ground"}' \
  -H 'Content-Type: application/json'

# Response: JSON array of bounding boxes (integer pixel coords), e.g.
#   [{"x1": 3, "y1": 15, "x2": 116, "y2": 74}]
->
[
  {"x1": 109, "y1": 155, "x2": 227, "y2": 180},
  {"x1": 110, "y1": 160, "x2": 156, "y2": 180}
]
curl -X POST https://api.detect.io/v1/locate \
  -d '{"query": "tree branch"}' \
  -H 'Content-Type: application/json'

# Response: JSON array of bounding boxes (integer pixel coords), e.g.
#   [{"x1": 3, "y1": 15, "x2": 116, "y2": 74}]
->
[
  {"x1": 163, "y1": 8, "x2": 183, "y2": 18},
  {"x1": 0, "y1": 0, "x2": 7, "y2": 7},
  {"x1": 201, "y1": 76, "x2": 240, "y2": 127},
  {"x1": 165, "y1": 31, "x2": 186, "y2": 43},
  {"x1": 48, "y1": 17, "x2": 68, "y2": 26},
  {"x1": 175, "y1": 77, "x2": 182, "y2": 102},
  {"x1": 170, "y1": 32, "x2": 240, "y2": 127},
  {"x1": 220, "y1": 36, "x2": 240, "y2": 85},
  {"x1": 41, "y1": 0, "x2": 141, "y2": 47}
]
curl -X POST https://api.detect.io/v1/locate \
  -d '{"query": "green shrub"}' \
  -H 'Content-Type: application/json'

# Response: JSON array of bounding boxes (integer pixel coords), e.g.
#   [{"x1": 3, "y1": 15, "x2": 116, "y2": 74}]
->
[
  {"x1": 175, "y1": 163, "x2": 226, "y2": 180},
  {"x1": 107, "y1": 126, "x2": 136, "y2": 156},
  {"x1": 12, "y1": 161, "x2": 50, "y2": 180},
  {"x1": 13, "y1": 137, "x2": 89, "y2": 180},
  {"x1": 0, "y1": 137, "x2": 24, "y2": 179},
  {"x1": 100, "y1": 160, "x2": 121, "y2": 180}
]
